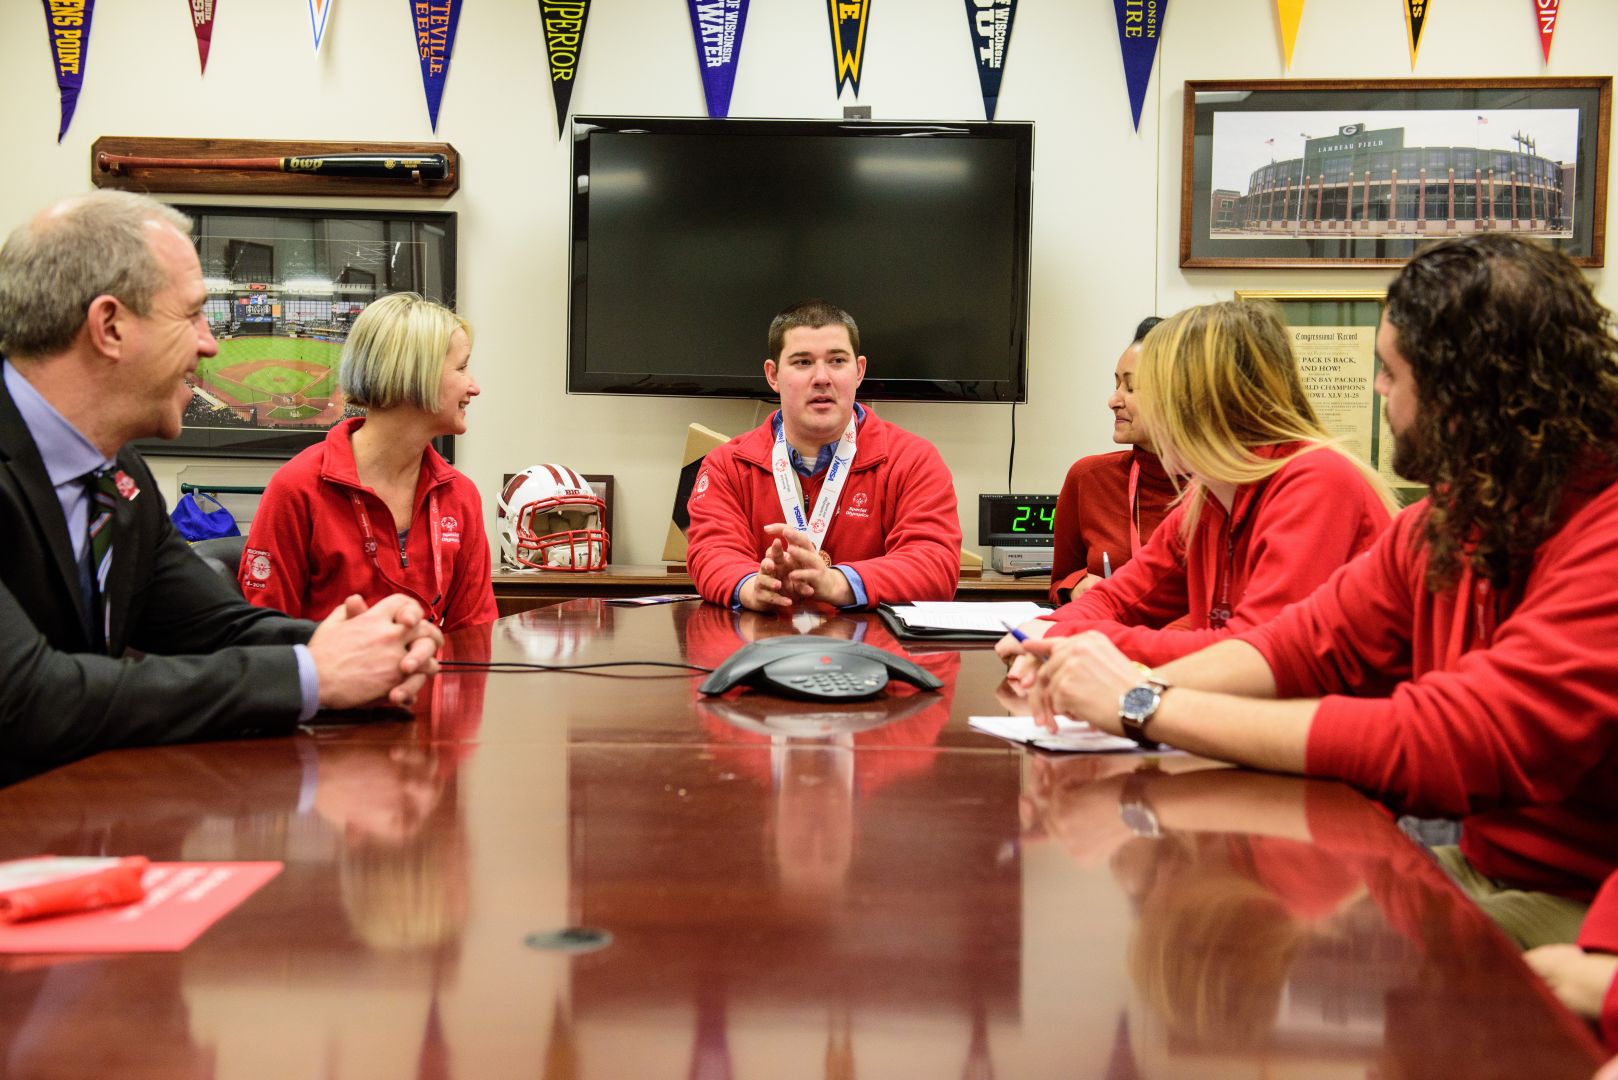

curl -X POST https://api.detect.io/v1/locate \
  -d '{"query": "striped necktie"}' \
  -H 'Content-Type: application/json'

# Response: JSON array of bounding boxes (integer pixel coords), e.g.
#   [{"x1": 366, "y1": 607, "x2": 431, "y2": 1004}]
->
[{"x1": 84, "y1": 468, "x2": 119, "y2": 648}]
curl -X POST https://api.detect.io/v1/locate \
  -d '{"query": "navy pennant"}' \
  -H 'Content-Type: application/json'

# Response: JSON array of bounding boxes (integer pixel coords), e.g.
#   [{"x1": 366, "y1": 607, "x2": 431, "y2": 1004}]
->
[
  {"x1": 1113, "y1": 0, "x2": 1165, "y2": 131},
  {"x1": 540, "y1": 0, "x2": 591, "y2": 138},
  {"x1": 411, "y1": 0, "x2": 462, "y2": 131},
  {"x1": 687, "y1": 0, "x2": 751, "y2": 117},
  {"x1": 963, "y1": 0, "x2": 1017, "y2": 121},
  {"x1": 826, "y1": 0, "x2": 871, "y2": 98}
]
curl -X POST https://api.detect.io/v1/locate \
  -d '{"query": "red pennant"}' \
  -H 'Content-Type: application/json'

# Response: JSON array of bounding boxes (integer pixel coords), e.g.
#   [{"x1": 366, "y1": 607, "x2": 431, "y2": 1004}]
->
[
  {"x1": 1533, "y1": 0, "x2": 1559, "y2": 63},
  {"x1": 187, "y1": 0, "x2": 218, "y2": 73}
]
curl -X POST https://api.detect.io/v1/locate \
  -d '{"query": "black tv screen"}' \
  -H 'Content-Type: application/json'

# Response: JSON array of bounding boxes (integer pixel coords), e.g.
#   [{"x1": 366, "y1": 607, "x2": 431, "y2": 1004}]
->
[{"x1": 568, "y1": 117, "x2": 1034, "y2": 402}]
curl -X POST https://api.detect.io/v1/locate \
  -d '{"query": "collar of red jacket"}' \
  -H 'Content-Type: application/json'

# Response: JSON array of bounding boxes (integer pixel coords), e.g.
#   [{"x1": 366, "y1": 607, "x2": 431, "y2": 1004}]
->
[
  {"x1": 316, "y1": 416, "x2": 458, "y2": 493},
  {"x1": 1202, "y1": 441, "x2": 1315, "y2": 533},
  {"x1": 732, "y1": 403, "x2": 890, "y2": 472}
]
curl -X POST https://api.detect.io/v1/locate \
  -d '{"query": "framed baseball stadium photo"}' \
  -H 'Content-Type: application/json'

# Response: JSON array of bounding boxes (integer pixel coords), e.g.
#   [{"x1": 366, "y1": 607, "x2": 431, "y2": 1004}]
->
[
  {"x1": 1182, "y1": 77, "x2": 1612, "y2": 268},
  {"x1": 136, "y1": 204, "x2": 458, "y2": 458}
]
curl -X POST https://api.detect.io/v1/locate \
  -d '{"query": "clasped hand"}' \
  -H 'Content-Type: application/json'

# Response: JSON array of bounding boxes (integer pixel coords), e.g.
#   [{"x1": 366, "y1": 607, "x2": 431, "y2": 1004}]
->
[
  {"x1": 307, "y1": 593, "x2": 444, "y2": 711},
  {"x1": 739, "y1": 523, "x2": 854, "y2": 610}
]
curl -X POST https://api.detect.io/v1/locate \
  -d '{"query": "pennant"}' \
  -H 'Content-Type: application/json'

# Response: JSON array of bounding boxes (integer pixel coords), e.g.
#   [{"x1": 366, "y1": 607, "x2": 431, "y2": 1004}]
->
[
  {"x1": 826, "y1": 0, "x2": 872, "y2": 99},
  {"x1": 307, "y1": 0, "x2": 332, "y2": 52},
  {"x1": 186, "y1": 0, "x2": 217, "y2": 73},
  {"x1": 541, "y1": 0, "x2": 592, "y2": 138},
  {"x1": 1275, "y1": 0, "x2": 1305, "y2": 70},
  {"x1": 686, "y1": 0, "x2": 751, "y2": 118},
  {"x1": 411, "y1": 0, "x2": 463, "y2": 131},
  {"x1": 963, "y1": 0, "x2": 1018, "y2": 121},
  {"x1": 1533, "y1": 0, "x2": 1558, "y2": 63},
  {"x1": 1403, "y1": 0, "x2": 1431, "y2": 68},
  {"x1": 1112, "y1": 0, "x2": 1165, "y2": 132},
  {"x1": 41, "y1": 0, "x2": 95, "y2": 143}
]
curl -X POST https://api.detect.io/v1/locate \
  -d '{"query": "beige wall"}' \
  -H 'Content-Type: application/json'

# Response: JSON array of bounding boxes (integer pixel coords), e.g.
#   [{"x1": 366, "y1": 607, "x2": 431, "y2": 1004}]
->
[{"x1": 1, "y1": 0, "x2": 1612, "y2": 564}]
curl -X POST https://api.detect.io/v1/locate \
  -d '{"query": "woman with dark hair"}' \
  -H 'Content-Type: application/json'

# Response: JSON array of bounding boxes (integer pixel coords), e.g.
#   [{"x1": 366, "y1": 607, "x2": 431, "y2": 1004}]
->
[{"x1": 1047, "y1": 317, "x2": 1178, "y2": 604}]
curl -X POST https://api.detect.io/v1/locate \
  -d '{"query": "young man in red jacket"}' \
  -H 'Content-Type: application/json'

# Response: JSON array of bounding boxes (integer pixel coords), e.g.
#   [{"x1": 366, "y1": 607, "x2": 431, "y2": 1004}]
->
[
  {"x1": 1015, "y1": 233, "x2": 1618, "y2": 952},
  {"x1": 685, "y1": 299, "x2": 961, "y2": 611}
]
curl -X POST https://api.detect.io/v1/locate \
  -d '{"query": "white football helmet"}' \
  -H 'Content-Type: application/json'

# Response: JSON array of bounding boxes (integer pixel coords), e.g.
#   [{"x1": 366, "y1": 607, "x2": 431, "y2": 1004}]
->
[{"x1": 498, "y1": 464, "x2": 609, "y2": 571}]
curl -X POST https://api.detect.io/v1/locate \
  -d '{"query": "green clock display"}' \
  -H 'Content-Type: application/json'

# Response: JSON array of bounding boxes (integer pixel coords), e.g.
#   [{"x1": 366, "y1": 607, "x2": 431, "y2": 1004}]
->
[{"x1": 977, "y1": 493, "x2": 1058, "y2": 545}]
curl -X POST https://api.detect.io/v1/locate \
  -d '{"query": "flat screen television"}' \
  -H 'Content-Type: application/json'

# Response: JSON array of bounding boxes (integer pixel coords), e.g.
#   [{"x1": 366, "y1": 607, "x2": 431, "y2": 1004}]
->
[{"x1": 568, "y1": 117, "x2": 1034, "y2": 403}]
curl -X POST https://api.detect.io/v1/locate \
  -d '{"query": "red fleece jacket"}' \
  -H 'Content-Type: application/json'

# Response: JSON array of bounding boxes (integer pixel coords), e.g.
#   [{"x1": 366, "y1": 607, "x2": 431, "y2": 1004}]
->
[
  {"x1": 685, "y1": 407, "x2": 961, "y2": 607},
  {"x1": 241, "y1": 418, "x2": 497, "y2": 632},
  {"x1": 1040, "y1": 444, "x2": 1392, "y2": 666},
  {"x1": 1049, "y1": 448, "x2": 1177, "y2": 603},
  {"x1": 1242, "y1": 469, "x2": 1618, "y2": 908}
]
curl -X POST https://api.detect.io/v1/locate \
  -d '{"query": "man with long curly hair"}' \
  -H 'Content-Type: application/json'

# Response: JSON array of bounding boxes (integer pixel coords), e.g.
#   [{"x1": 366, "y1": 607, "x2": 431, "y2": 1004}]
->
[{"x1": 1016, "y1": 232, "x2": 1618, "y2": 957}]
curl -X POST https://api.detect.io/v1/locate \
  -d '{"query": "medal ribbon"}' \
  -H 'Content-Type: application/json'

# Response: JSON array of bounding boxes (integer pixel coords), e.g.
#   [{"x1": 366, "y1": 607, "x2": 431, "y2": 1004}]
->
[{"x1": 771, "y1": 412, "x2": 858, "y2": 554}]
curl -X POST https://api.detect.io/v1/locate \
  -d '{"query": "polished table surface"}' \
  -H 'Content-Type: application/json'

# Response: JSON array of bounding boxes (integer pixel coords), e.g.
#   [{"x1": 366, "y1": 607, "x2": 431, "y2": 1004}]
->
[{"x1": 0, "y1": 601, "x2": 1606, "y2": 1078}]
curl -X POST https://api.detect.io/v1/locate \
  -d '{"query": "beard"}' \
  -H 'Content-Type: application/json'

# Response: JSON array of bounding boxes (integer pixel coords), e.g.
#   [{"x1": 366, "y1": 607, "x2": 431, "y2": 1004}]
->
[{"x1": 1388, "y1": 423, "x2": 1431, "y2": 484}]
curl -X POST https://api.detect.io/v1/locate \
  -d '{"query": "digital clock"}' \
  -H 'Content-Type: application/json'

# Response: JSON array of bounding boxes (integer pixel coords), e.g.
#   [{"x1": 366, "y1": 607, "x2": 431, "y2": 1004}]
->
[{"x1": 977, "y1": 493, "x2": 1058, "y2": 547}]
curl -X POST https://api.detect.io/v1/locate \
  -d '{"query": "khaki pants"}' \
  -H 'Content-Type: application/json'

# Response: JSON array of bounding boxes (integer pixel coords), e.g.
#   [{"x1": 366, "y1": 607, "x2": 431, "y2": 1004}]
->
[{"x1": 1432, "y1": 845, "x2": 1590, "y2": 950}]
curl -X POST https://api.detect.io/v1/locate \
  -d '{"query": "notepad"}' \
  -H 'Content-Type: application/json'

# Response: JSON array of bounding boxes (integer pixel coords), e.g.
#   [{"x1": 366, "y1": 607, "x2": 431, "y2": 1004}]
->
[{"x1": 969, "y1": 715, "x2": 1166, "y2": 754}]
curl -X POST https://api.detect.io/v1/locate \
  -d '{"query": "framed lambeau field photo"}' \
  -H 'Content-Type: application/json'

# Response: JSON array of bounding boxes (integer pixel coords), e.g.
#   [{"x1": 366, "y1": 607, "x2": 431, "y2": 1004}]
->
[
  {"x1": 1236, "y1": 289, "x2": 1425, "y2": 504},
  {"x1": 137, "y1": 204, "x2": 457, "y2": 458},
  {"x1": 1183, "y1": 77, "x2": 1612, "y2": 268}
]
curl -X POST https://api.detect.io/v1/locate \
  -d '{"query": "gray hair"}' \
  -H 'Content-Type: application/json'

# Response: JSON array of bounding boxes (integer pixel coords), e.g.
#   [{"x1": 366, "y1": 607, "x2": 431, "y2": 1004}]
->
[{"x1": 0, "y1": 190, "x2": 193, "y2": 359}]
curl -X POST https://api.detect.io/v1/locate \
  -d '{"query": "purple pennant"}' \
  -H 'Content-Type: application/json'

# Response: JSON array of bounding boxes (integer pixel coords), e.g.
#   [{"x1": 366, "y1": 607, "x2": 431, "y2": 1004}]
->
[
  {"x1": 1113, "y1": 0, "x2": 1165, "y2": 131},
  {"x1": 540, "y1": 0, "x2": 592, "y2": 138},
  {"x1": 411, "y1": 0, "x2": 462, "y2": 131},
  {"x1": 41, "y1": 0, "x2": 95, "y2": 142},
  {"x1": 686, "y1": 0, "x2": 750, "y2": 118},
  {"x1": 962, "y1": 0, "x2": 1017, "y2": 121}
]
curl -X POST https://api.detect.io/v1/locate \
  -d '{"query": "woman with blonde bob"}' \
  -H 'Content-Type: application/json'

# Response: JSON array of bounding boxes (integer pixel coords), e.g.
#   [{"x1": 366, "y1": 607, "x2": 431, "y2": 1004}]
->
[
  {"x1": 1001, "y1": 300, "x2": 1395, "y2": 671},
  {"x1": 241, "y1": 292, "x2": 497, "y2": 632}
]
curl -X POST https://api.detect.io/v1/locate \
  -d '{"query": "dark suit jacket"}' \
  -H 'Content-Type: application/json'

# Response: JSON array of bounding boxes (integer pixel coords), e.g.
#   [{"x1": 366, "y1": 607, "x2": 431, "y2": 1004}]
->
[{"x1": 0, "y1": 376, "x2": 318, "y2": 784}]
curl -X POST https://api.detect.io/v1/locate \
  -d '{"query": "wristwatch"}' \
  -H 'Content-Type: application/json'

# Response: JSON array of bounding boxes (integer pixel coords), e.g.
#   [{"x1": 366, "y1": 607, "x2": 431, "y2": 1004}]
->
[{"x1": 1118, "y1": 673, "x2": 1169, "y2": 747}]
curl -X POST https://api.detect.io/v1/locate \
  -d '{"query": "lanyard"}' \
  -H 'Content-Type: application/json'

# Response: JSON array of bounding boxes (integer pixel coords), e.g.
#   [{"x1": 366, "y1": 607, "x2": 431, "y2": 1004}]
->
[
  {"x1": 771, "y1": 412, "x2": 859, "y2": 554},
  {"x1": 1126, "y1": 457, "x2": 1142, "y2": 556},
  {"x1": 348, "y1": 489, "x2": 444, "y2": 625}
]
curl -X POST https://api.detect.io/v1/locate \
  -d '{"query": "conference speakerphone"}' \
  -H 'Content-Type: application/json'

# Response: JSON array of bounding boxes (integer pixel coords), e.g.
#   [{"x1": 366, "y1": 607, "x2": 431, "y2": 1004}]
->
[{"x1": 978, "y1": 493, "x2": 1057, "y2": 574}]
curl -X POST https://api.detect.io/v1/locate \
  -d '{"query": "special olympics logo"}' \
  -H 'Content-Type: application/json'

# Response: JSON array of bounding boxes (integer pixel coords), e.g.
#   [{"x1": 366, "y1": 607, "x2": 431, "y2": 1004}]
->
[
  {"x1": 774, "y1": 458, "x2": 789, "y2": 473},
  {"x1": 249, "y1": 554, "x2": 272, "y2": 581},
  {"x1": 811, "y1": 518, "x2": 826, "y2": 534},
  {"x1": 851, "y1": 492, "x2": 868, "y2": 509},
  {"x1": 696, "y1": 472, "x2": 710, "y2": 494},
  {"x1": 440, "y1": 515, "x2": 459, "y2": 533}
]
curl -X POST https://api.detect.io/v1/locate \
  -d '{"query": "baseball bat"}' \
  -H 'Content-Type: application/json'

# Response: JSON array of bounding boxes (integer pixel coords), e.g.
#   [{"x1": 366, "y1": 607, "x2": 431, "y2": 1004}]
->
[{"x1": 95, "y1": 152, "x2": 449, "y2": 180}]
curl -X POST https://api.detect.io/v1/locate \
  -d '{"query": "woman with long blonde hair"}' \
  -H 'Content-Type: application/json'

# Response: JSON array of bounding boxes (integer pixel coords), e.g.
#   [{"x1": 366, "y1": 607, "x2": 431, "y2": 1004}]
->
[{"x1": 1000, "y1": 299, "x2": 1396, "y2": 670}]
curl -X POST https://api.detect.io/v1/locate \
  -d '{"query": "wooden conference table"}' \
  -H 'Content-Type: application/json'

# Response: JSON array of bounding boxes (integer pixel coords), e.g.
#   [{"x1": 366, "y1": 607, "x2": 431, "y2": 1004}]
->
[{"x1": 0, "y1": 601, "x2": 1606, "y2": 1078}]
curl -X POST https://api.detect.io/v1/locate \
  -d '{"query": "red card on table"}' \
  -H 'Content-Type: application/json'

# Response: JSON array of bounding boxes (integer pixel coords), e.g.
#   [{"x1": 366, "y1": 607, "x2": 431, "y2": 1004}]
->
[{"x1": 0, "y1": 862, "x2": 282, "y2": 953}]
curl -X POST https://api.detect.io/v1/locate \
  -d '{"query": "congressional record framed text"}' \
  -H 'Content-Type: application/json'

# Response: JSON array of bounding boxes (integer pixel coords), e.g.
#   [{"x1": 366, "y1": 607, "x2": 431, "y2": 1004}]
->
[
  {"x1": 1182, "y1": 77, "x2": 1611, "y2": 268},
  {"x1": 1236, "y1": 290, "x2": 1423, "y2": 504}
]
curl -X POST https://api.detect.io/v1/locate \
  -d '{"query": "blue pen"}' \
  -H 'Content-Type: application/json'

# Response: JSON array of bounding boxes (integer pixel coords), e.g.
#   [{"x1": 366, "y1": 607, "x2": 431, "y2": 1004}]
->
[{"x1": 1001, "y1": 620, "x2": 1029, "y2": 642}]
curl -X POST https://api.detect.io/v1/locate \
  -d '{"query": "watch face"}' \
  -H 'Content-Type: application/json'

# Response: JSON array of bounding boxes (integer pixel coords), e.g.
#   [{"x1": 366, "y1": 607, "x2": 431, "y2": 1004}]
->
[{"x1": 1121, "y1": 685, "x2": 1160, "y2": 721}]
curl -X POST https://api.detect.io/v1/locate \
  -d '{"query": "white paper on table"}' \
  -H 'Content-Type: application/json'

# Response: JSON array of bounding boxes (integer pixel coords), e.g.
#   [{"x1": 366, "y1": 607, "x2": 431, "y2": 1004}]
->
[
  {"x1": 969, "y1": 714, "x2": 1164, "y2": 754},
  {"x1": 887, "y1": 601, "x2": 1050, "y2": 634},
  {"x1": 602, "y1": 594, "x2": 702, "y2": 606}
]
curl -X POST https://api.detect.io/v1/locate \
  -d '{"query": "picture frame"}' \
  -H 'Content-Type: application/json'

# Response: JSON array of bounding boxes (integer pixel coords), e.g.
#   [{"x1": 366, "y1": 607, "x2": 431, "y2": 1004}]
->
[
  {"x1": 1237, "y1": 289, "x2": 1424, "y2": 502},
  {"x1": 137, "y1": 204, "x2": 458, "y2": 459},
  {"x1": 1184, "y1": 78, "x2": 1612, "y2": 268}
]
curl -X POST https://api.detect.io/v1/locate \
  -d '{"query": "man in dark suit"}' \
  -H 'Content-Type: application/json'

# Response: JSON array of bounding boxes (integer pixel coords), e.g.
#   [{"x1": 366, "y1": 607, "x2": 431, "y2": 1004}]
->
[{"x1": 0, "y1": 190, "x2": 442, "y2": 785}]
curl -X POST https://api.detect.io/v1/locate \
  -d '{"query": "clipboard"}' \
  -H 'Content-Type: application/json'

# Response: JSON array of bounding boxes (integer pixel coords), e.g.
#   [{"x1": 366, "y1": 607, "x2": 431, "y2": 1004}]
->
[{"x1": 877, "y1": 601, "x2": 1052, "y2": 642}]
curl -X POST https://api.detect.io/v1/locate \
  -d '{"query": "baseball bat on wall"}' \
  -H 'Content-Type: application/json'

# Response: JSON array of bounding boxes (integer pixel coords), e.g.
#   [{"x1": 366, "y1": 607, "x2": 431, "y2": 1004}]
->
[{"x1": 95, "y1": 152, "x2": 450, "y2": 180}]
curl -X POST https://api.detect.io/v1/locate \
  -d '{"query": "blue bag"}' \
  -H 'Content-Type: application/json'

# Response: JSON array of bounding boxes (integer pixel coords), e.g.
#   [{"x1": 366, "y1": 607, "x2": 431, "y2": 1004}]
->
[{"x1": 170, "y1": 492, "x2": 241, "y2": 541}]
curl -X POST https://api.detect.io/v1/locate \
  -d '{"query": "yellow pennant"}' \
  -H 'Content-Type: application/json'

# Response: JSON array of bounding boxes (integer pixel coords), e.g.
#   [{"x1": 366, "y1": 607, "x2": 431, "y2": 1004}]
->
[
  {"x1": 1275, "y1": 0, "x2": 1306, "y2": 70},
  {"x1": 1404, "y1": 0, "x2": 1432, "y2": 68}
]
